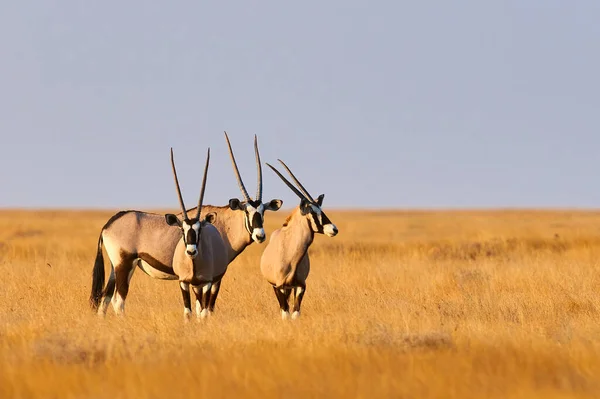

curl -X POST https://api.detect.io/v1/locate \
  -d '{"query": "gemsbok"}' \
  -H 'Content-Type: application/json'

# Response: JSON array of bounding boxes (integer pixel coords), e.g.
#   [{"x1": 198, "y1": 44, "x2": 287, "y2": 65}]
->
[
  {"x1": 166, "y1": 148, "x2": 227, "y2": 320},
  {"x1": 260, "y1": 159, "x2": 338, "y2": 320},
  {"x1": 89, "y1": 132, "x2": 282, "y2": 316}
]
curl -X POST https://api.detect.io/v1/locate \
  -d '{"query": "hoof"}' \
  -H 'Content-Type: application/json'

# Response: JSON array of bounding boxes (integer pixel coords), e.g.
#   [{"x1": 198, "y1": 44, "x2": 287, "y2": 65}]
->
[
  {"x1": 199, "y1": 308, "x2": 209, "y2": 319},
  {"x1": 183, "y1": 309, "x2": 192, "y2": 322},
  {"x1": 281, "y1": 310, "x2": 290, "y2": 320},
  {"x1": 291, "y1": 311, "x2": 300, "y2": 320}
]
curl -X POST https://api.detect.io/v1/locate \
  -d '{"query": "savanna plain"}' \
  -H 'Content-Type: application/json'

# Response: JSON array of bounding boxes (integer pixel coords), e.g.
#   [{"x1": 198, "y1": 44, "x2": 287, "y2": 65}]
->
[{"x1": 1, "y1": 209, "x2": 600, "y2": 398}]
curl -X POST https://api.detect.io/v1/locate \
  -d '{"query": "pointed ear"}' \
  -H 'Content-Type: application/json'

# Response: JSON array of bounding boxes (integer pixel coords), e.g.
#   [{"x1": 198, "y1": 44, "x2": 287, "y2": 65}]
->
[
  {"x1": 229, "y1": 198, "x2": 243, "y2": 211},
  {"x1": 299, "y1": 198, "x2": 311, "y2": 215},
  {"x1": 165, "y1": 214, "x2": 181, "y2": 227},
  {"x1": 316, "y1": 194, "x2": 325, "y2": 206},
  {"x1": 265, "y1": 199, "x2": 283, "y2": 211},
  {"x1": 204, "y1": 212, "x2": 217, "y2": 224}
]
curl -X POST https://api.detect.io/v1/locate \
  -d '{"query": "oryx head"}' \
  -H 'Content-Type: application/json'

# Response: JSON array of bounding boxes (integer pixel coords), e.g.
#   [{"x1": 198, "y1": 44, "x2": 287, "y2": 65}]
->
[
  {"x1": 165, "y1": 148, "x2": 217, "y2": 260},
  {"x1": 224, "y1": 131, "x2": 283, "y2": 243},
  {"x1": 266, "y1": 159, "x2": 338, "y2": 238}
]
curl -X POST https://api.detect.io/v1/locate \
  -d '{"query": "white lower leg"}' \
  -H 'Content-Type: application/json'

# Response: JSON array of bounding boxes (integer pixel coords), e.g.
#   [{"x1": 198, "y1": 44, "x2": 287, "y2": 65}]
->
[
  {"x1": 281, "y1": 310, "x2": 290, "y2": 320},
  {"x1": 112, "y1": 293, "x2": 125, "y2": 316},
  {"x1": 195, "y1": 299, "x2": 202, "y2": 318}
]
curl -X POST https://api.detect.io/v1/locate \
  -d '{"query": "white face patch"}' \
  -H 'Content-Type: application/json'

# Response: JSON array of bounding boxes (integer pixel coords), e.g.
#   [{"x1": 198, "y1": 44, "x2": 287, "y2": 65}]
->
[
  {"x1": 185, "y1": 244, "x2": 198, "y2": 258},
  {"x1": 252, "y1": 227, "x2": 266, "y2": 243},
  {"x1": 323, "y1": 223, "x2": 338, "y2": 237},
  {"x1": 245, "y1": 203, "x2": 266, "y2": 242}
]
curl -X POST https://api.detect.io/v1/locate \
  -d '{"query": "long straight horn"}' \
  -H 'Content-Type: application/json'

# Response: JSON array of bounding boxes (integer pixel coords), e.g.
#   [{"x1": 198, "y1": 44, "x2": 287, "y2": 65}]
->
[
  {"x1": 266, "y1": 163, "x2": 308, "y2": 202},
  {"x1": 224, "y1": 131, "x2": 251, "y2": 202},
  {"x1": 276, "y1": 159, "x2": 316, "y2": 203},
  {"x1": 170, "y1": 147, "x2": 189, "y2": 220},
  {"x1": 195, "y1": 148, "x2": 210, "y2": 219},
  {"x1": 254, "y1": 135, "x2": 263, "y2": 201}
]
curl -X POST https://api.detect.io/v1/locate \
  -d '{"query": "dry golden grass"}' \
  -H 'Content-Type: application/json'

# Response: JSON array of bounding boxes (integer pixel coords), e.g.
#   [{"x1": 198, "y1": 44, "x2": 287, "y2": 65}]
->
[{"x1": 2, "y1": 208, "x2": 600, "y2": 398}]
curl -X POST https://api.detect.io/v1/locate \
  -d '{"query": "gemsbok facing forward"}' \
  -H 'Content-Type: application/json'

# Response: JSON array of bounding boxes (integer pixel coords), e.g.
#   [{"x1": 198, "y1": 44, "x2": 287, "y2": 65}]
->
[
  {"x1": 166, "y1": 148, "x2": 227, "y2": 320},
  {"x1": 261, "y1": 160, "x2": 338, "y2": 320},
  {"x1": 89, "y1": 133, "x2": 282, "y2": 316}
]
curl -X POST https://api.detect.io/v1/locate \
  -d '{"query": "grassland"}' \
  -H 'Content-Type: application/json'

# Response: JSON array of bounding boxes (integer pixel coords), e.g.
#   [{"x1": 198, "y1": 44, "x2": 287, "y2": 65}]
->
[{"x1": 1, "y1": 208, "x2": 600, "y2": 398}]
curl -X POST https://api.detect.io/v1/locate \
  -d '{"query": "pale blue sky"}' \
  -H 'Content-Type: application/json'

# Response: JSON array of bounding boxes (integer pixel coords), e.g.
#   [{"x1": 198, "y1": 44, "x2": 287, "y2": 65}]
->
[{"x1": 1, "y1": 1, "x2": 599, "y2": 209}]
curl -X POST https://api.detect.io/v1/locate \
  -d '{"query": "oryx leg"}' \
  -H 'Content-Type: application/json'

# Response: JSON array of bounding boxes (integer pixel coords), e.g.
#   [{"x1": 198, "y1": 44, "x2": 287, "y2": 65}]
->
[
  {"x1": 111, "y1": 259, "x2": 136, "y2": 316},
  {"x1": 273, "y1": 286, "x2": 290, "y2": 320},
  {"x1": 207, "y1": 274, "x2": 225, "y2": 314},
  {"x1": 97, "y1": 264, "x2": 116, "y2": 316},
  {"x1": 180, "y1": 282, "x2": 192, "y2": 321},
  {"x1": 192, "y1": 282, "x2": 212, "y2": 320},
  {"x1": 291, "y1": 284, "x2": 306, "y2": 320}
]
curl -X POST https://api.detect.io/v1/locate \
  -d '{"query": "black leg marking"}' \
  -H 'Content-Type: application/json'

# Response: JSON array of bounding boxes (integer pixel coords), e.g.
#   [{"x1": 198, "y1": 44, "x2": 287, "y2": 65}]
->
[
  {"x1": 273, "y1": 286, "x2": 289, "y2": 313},
  {"x1": 201, "y1": 286, "x2": 211, "y2": 310},
  {"x1": 292, "y1": 284, "x2": 306, "y2": 315},
  {"x1": 113, "y1": 261, "x2": 134, "y2": 314},
  {"x1": 180, "y1": 284, "x2": 191, "y2": 315},
  {"x1": 208, "y1": 279, "x2": 222, "y2": 312}
]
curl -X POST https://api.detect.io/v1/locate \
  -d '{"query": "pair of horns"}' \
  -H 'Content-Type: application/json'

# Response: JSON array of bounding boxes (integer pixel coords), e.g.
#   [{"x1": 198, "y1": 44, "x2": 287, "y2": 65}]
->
[
  {"x1": 224, "y1": 131, "x2": 262, "y2": 202},
  {"x1": 266, "y1": 160, "x2": 316, "y2": 204},
  {"x1": 170, "y1": 147, "x2": 210, "y2": 220}
]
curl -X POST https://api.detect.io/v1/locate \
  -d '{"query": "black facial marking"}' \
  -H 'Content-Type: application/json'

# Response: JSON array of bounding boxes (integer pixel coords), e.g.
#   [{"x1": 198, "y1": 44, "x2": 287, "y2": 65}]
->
[
  {"x1": 185, "y1": 226, "x2": 197, "y2": 246},
  {"x1": 248, "y1": 199, "x2": 262, "y2": 208},
  {"x1": 321, "y1": 212, "x2": 332, "y2": 226},
  {"x1": 311, "y1": 213, "x2": 321, "y2": 231},
  {"x1": 251, "y1": 212, "x2": 263, "y2": 229}
]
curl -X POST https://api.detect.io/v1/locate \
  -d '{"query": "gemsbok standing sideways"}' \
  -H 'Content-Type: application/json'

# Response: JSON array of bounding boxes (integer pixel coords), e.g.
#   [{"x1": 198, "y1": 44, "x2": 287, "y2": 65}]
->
[
  {"x1": 260, "y1": 159, "x2": 339, "y2": 320},
  {"x1": 89, "y1": 132, "x2": 282, "y2": 316},
  {"x1": 166, "y1": 148, "x2": 227, "y2": 320}
]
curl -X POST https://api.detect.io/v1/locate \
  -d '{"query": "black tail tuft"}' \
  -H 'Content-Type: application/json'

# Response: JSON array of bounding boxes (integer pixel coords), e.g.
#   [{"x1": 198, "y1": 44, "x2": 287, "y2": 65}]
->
[{"x1": 89, "y1": 234, "x2": 105, "y2": 310}]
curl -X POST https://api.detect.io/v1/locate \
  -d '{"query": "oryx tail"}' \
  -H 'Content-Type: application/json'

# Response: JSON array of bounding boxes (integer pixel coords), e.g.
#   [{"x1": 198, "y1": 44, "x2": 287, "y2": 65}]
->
[
  {"x1": 89, "y1": 234, "x2": 105, "y2": 310},
  {"x1": 89, "y1": 211, "x2": 126, "y2": 310}
]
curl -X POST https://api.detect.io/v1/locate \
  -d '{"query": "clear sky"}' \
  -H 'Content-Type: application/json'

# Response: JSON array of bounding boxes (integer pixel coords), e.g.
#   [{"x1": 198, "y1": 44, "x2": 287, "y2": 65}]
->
[{"x1": 1, "y1": 1, "x2": 599, "y2": 209}]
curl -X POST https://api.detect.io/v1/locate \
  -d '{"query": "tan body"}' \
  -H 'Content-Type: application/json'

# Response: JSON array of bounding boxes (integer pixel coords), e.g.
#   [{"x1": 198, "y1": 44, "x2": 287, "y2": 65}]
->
[
  {"x1": 261, "y1": 159, "x2": 338, "y2": 320},
  {"x1": 195, "y1": 205, "x2": 260, "y2": 264},
  {"x1": 172, "y1": 222, "x2": 227, "y2": 285},
  {"x1": 260, "y1": 207, "x2": 312, "y2": 288}
]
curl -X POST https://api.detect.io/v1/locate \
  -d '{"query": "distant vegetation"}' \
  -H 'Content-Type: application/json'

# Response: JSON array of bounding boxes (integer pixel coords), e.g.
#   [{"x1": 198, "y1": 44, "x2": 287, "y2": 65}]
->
[{"x1": 1, "y1": 209, "x2": 599, "y2": 398}]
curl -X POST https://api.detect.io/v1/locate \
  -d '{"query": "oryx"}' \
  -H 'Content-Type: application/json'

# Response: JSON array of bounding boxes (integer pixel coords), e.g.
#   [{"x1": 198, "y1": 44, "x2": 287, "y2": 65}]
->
[
  {"x1": 89, "y1": 132, "x2": 282, "y2": 316},
  {"x1": 260, "y1": 159, "x2": 338, "y2": 320},
  {"x1": 166, "y1": 148, "x2": 227, "y2": 320}
]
